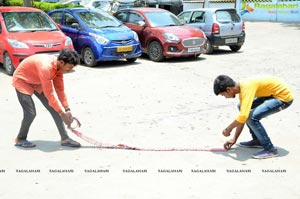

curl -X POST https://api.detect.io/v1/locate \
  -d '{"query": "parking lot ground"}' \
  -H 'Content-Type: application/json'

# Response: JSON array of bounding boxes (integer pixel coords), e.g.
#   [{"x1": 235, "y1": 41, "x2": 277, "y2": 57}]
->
[{"x1": 0, "y1": 21, "x2": 300, "y2": 199}]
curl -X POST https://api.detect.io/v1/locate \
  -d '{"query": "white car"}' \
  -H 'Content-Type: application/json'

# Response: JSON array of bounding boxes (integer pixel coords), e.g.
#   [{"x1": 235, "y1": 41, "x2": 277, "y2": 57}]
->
[
  {"x1": 178, "y1": 8, "x2": 245, "y2": 54},
  {"x1": 81, "y1": 0, "x2": 120, "y2": 13},
  {"x1": 62, "y1": 0, "x2": 82, "y2": 6}
]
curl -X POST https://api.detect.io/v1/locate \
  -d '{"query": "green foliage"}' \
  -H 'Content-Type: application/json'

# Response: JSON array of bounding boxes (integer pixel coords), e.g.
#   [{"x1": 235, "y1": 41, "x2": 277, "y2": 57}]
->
[
  {"x1": 34, "y1": 2, "x2": 80, "y2": 12},
  {"x1": 4, "y1": 0, "x2": 82, "y2": 12},
  {"x1": 5, "y1": 0, "x2": 23, "y2": 6}
]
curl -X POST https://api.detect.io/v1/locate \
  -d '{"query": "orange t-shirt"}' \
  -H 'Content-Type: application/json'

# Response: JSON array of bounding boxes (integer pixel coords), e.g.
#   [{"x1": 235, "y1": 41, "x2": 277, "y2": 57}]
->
[{"x1": 12, "y1": 54, "x2": 68, "y2": 113}]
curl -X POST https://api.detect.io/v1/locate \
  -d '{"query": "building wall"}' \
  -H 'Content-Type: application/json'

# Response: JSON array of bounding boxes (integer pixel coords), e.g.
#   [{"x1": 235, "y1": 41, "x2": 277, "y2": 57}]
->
[
  {"x1": 239, "y1": 0, "x2": 300, "y2": 22},
  {"x1": 182, "y1": 0, "x2": 300, "y2": 21},
  {"x1": 182, "y1": 1, "x2": 205, "y2": 10}
]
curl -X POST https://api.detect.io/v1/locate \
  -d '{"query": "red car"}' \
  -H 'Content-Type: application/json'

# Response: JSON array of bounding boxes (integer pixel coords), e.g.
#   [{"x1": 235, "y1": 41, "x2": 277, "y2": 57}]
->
[
  {"x1": 0, "y1": 6, "x2": 74, "y2": 75},
  {"x1": 114, "y1": 7, "x2": 207, "y2": 62}
]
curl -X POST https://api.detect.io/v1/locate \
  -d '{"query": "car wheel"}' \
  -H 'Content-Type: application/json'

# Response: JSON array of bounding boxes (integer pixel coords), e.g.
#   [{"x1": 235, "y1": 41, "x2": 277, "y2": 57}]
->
[
  {"x1": 148, "y1": 41, "x2": 164, "y2": 62},
  {"x1": 229, "y1": 45, "x2": 242, "y2": 52},
  {"x1": 205, "y1": 39, "x2": 213, "y2": 54},
  {"x1": 4, "y1": 53, "x2": 15, "y2": 76},
  {"x1": 193, "y1": 54, "x2": 201, "y2": 58},
  {"x1": 126, "y1": 58, "x2": 137, "y2": 63},
  {"x1": 82, "y1": 47, "x2": 97, "y2": 67}
]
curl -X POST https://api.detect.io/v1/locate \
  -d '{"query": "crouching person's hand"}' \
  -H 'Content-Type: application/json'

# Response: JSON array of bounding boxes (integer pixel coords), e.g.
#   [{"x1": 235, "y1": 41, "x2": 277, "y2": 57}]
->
[{"x1": 224, "y1": 139, "x2": 236, "y2": 150}]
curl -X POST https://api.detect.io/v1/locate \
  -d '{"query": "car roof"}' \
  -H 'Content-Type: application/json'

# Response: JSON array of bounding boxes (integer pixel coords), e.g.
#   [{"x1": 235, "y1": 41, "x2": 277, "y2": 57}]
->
[
  {"x1": 120, "y1": 7, "x2": 169, "y2": 13},
  {"x1": 0, "y1": 6, "x2": 43, "y2": 12},
  {"x1": 49, "y1": 7, "x2": 105, "y2": 13},
  {"x1": 183, "y1": 8, "x2": 238, "y2": 12}
]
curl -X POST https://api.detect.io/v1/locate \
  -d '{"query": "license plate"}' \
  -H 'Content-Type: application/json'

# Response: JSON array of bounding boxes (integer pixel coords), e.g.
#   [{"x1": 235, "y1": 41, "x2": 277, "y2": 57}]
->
[
  {"x1": 188, "y1": 47, "x2": 201, "y2": 52},
  {"x1": 117, "y1": 46, "x2": 133, "y2": 52},
  {"x1": 225, "y1": 38, "x2": 238, "y2": 44}
]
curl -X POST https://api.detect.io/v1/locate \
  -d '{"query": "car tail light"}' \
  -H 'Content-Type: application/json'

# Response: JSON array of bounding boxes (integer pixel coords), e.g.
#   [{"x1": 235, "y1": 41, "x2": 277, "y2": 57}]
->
[
  {"x1": 212, "y1": 23, "x2": 220, "y2": 34},
  {"x1": 242, "y1": 22, "x2": 245, "y2": 32}
]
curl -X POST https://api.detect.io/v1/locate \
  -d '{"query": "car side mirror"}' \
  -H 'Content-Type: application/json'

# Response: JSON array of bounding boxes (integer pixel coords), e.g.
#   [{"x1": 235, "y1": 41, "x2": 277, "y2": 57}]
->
[
  {"x1": 179, "y1": 19, "x2": 185, "y2": 25},
  {"x1": 57, "y1": 23, "x2": 62, "y2": 30},
  {"x1": 137, "y1": 21, "x2": 146, "y2": 27},
  {"x1": 71, "y1": 23, "x2": 80, "y2": 29}
]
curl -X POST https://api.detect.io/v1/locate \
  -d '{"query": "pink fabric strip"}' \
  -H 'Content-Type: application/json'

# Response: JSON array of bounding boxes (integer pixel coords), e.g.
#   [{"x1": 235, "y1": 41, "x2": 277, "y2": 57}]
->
[{"x1": 70, "y1": 128, "x2": 227, "y2": 152}]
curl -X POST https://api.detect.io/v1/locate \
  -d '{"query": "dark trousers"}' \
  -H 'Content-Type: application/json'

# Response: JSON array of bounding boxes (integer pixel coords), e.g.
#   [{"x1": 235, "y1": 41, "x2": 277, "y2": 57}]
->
[{"x1": 16, "y1": 90, "x2": 69, "y2": 141}]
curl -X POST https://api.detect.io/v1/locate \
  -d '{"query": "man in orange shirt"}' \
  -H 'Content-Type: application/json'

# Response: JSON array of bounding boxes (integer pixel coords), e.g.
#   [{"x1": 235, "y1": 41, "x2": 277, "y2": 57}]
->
[
  {"x1": 214, "y1": 75, "x2": 293, "y2": 159},
  {"x1": 12, "y1": 48, "x2": 81, "y2": 148}
]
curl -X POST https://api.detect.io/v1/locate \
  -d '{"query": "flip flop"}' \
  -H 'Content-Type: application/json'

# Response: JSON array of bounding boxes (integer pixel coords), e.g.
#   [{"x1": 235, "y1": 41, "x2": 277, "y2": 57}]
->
[
  {"x1": 61, "y1": 139, "x2": 81, "y2": 147},
  {"x1": 15, "y1": 140, "x2": 36, "y2": 148}
]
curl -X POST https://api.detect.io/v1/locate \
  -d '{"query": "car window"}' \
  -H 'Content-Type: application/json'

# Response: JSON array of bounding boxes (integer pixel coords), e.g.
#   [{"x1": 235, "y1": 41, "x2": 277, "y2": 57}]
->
[
  {"x1": 128, "y1": 12, "x2": 144, "y2": 25},
  {"x1": 145, "y1": 11, "x2": 182, "y2": 27},
  {"x1": 191, "y1": 11, "x2": 205, "y2": 23},
  {"x1": 50, "y1": 12, "x2": 63, "y2": 24},
  {"x1": 93, "y1": 1, "x2": 106, "y2": 8},
  {"x1": 216, "y1": 11, "x2": 231, "y2": 23},
  {"x1": 216, "y1": 10, "x2": 241, "y2": 23},
  {"x1": 64, "y1": 13, "x2": 79, "y2": 28},
  {"x1": 228, "y1": 11, "x2": 241, "y2": 22},
  {"x1": 115, "y1": 12, "x2": 128, "y2": 23},
  {"x1": 94, "y1": 1, "x2": 111, "y2": 10},
  {"x1": 3, "y1": 12, "x2": 58, "y2": 32},
  {"x1": 177, "y1": 11, "x2": 191, "y2": 23}
]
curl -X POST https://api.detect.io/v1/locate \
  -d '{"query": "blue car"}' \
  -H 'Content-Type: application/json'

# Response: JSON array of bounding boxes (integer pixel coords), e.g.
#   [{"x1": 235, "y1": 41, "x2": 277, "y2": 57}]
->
[{"x1": 48, "y1": 8, "x2": 142, "y2": 67}]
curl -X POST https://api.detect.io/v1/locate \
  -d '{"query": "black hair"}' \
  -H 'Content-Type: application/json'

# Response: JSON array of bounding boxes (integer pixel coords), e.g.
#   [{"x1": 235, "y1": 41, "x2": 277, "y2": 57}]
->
[
  {"x1": 57, "y1": 48, "x2": 80, "y2": 66},
  {"x1": 213, "y1": 75, "x2": 236, "y2": 95}
]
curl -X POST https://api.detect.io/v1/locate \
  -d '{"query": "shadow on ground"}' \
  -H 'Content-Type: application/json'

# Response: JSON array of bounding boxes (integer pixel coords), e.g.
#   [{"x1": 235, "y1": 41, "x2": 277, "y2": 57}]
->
[
  {"x1": 213, "y1": 146, "x2": 289, "y2": 161},
  {"x1": 279, "y1": 22, "x2": 300, "y2": 30},
  {"x1": 13, "y1": 140, "x2": 81, "y2": 152}
]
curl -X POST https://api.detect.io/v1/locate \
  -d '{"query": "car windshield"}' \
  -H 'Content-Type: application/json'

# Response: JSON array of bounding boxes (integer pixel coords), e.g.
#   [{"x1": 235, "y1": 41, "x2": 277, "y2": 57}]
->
[
  {"x1": 77, "y1": 11, "x2": 122, "y2": 28},
  {"x1": 95, "y1": 1, "x2": 111, "y2": 11},
  {"x1": 3, "y1": 12, "x2": 58, "y2": 32},
  {"x1": 145, "y1": 11, "x2": 182, "y2": 27}
]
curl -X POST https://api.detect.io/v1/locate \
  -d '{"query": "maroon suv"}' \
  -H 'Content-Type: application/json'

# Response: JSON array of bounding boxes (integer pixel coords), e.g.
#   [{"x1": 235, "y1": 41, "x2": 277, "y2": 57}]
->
[{"x1": 114, "y1": 8, "x2": 207, "y2": 62}]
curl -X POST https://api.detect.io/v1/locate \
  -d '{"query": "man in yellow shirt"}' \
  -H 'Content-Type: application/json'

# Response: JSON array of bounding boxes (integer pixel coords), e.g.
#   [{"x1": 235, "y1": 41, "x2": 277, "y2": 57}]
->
[{"x1": 213, "y1": 75, "x2": 293, "y2": 159}]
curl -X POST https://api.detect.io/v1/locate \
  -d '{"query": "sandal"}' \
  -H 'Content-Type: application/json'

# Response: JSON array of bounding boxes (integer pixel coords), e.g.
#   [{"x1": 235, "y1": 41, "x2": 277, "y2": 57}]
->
[
  {"x1": 15, "y1": 140, "x2": 36, "y2": 148},
  {"x1": 61, "y1": 138, "x2": 81, "y2": 147}
]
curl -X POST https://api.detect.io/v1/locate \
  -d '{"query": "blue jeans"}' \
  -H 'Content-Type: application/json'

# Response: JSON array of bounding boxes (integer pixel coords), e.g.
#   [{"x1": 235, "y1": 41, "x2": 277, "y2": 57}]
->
[{"x1": 240, "y1": 97, "x2": 293, "y2": 151}]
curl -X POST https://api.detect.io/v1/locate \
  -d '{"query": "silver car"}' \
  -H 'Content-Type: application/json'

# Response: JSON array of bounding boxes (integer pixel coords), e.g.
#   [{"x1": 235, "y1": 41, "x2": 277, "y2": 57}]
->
[{"x1": 178, "y1": 8, "x2": 245, "y2": 54}]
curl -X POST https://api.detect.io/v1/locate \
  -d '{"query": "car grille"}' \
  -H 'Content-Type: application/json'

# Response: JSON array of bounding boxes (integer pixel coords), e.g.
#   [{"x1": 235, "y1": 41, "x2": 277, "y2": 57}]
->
[
  {"x1": 111, "y1": 40, "x2": 132, "y2": 45},
  {"x1": 32, "y1": 43, "x2": 61, "y2": 48},
  {"x1": 35, "y1": 51, "x2": 60, "y2": 54},
  {"x1": 182, "y1": 38, "x2": 205, "y2": 47}
]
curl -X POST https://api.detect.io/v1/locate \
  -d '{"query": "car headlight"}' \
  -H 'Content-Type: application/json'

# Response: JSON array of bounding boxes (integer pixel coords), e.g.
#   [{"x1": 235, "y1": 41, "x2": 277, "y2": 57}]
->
[
  {"x1": 90, "y1": 33, "x2": 109, "y2": 45},
  {"x1": 8, "y1": 39, "x2": 29, "y2": 49},
  {"x1": 163, "y1": 33, "x2": 180, "y2": 43},
  {"x1": 65, "y1": 36, "x2": 73, "y2": 46},
  {"x1": 132, "y1": 31, "x2": 139, "y2": 42}
]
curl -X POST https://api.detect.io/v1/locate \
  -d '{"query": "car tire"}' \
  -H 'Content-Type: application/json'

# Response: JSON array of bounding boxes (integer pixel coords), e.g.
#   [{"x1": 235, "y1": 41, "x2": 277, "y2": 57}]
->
[
  {"x1": 205, "y1": 39, "x2": 214, "y2": 54},
  {"x1": 229, "y1": 45, "x2": 242, "y2": 52},
  {"x1": 4, "y1": 53, "x2": 15, "y2": 76},
  {"x1": 193, "y1": 54, "x2": 201, "y2": 58},
  {"x1": 126, "y1": 58, "x2": 137, "y2": 63},
  {"x1": 82, "y1": 47, "x2": 97, "y2": 67},
  {"x1": 148, "y1": 41, "x2": 164, "y2": 62}
]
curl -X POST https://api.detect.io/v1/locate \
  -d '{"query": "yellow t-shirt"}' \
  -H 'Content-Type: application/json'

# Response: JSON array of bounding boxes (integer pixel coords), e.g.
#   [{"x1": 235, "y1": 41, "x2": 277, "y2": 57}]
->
[{"x1": 236, "y1": 76, "x2": 293, "y2": 123}]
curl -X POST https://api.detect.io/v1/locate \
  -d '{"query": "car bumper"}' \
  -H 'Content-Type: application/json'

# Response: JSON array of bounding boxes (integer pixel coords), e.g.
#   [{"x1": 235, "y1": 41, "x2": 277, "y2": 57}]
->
[
  {"x1": 95, "y1": 43, "x2": 142, "y2": 61},
  {"x1": 9, "y1": 46, "x2": 73, "y2": 69},
  {"x1": 209, "y1": 32, "x2": 245, "y2": 47},
  {"x1": 164, "y1": 45, "x2": 206, "y2": 57}
]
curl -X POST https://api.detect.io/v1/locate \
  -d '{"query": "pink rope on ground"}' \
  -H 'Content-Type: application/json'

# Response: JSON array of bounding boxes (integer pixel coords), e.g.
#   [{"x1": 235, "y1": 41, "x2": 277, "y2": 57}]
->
[{"x1": 71, "y1": 129, "x2": 227, "y2": 152}]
